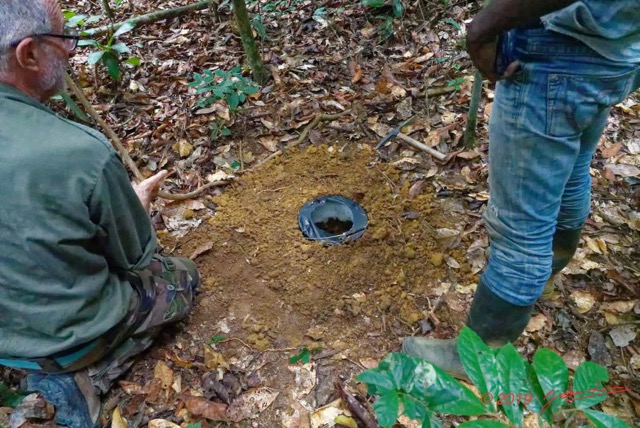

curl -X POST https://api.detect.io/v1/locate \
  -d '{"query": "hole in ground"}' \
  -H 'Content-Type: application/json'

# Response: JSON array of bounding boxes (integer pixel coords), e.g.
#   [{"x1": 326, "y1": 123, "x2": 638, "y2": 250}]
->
[{"x1": 314, "y1": 217, "x2": 353, "y2": 235}]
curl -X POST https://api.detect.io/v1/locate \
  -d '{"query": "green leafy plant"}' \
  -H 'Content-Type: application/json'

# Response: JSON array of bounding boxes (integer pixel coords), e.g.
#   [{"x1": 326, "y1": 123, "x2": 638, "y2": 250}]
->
[
  {"x1": 362, "y1": 0, "x2": 404, "y2": 41},
  {"x1": 357, "y1": 327, "x2": 631, "y2": 428},
  {"x1": 0, "y1": 382, "x2": 25, "y2": 408},
  {"x1": 189, "y1": 66, "x2": 259, "y2": 111},
  {"x1": 289, "y1": 346, "x2": 321, "y2": 364},
  {"x1": 447, "y1": 77, "x2": 466, "y2": 91},
  {"x1": 64, "y1": 11, "x2": 140, "y2": 81},
  {"x1": 208, "y1": 335, "x2": 226, "y2": 345}
]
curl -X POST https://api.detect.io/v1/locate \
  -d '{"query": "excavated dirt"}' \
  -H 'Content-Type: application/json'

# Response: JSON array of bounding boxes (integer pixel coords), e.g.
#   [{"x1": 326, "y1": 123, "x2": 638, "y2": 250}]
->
[{"x1": 144, "y1": 142, "x2": 481, "y2": 425}]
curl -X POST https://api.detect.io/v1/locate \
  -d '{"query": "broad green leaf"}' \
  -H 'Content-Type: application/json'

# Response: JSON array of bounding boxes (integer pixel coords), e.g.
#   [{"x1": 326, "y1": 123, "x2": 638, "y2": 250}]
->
[
  {"x1": 85, "y1": 15, "x2": 101, "y2": 25},
  {"x1": 458, "y1": 421, "x2": 511, "y2": 428},
  {"x1": 363, "y1": 0, "x2": 386, "y2": 7},
  {"x1": 110, "y1": 42, "x2": 131, "y2": 54},
  {"x1": 392, "y1": 0, "x2": 404, "y2": 17},
  {"x1": 421, "y1": 411, "x2": 442, "y2": 428},
  {"x1": 63, "y1": 10, "x2": 77, "y2": 20},
  {"x1": 532, "y1": 348, "x2": 569, "y2": 414},
  {"x1": 457, "y1": 326, "x2": 500, "y2": 412},
  {"x1": 227, "y1": 92, "x2": 240, "y2": 110},
  {"x1": 400, "y1": 394, "x2": 427, "y2": 421},
  {"x1": 60, "y1": 93, "x2": 91, "y2": 123},
  {"x1": 67, "y1": 14, "x2": 86, "y2": 27},
  {"x1": 87, "y1": 51, "x2": 104, "y2": 65},
  {"x1": 373, "y1": 391, "x2": 400, "y2": 428},
  {"x1": 0, "y1": 382, "x2": 25, "y2": 407},
  {"x1": 113, "y1": 21, "x2": 135, "y2": 38},
  {"x1": 356, "y1": 366, "x2": 395, "y2": 395},
  {"x1": 582, "y1": 409, "x2": 630, "y2": 428},
  {"x1": 78, "y1": 39, "x2": 100, "y2": 48},
  {"x1": 243, "y1": 85, "x2": 259, "y2": 95},
  {"x1": 572, "y1": 362, "x2": 609, "y2": 409},
  {"x1": 185, "y1": 423, "x2": 202, "y2": 428},
  {"x1": 398, "y1": 356, "x2": 486, "y2": 416},
  {"x1": 126, "y1": 57, "x2": 141, "y2": 66},
  {"x1": 522, "y1": 361, "x2": 553, "y2": 425},
  {"x1": 221, "y1": 127, "x2": 232, "y2": 137},
  {"x1": 252, "y1": 16, "x2": 267, "y2": 40},
  {"x1": 384, "y1": 352, "x2": 418, "y2": 390},
  {"x1": 495, "y1": 343, "x2": 526, "y2": 426},
  {"x1": 102, "y1": 52, "x2": 121, "y2": 80},
  {"x1": 288, "y1": 347, "x2": 311, "y2": 364}
]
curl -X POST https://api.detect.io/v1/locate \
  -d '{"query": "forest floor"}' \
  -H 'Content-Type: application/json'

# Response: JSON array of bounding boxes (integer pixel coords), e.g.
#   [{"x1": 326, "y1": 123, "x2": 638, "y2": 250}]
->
[{"x1": 2, "y1": 0, "x2": 640, "y2": 427}]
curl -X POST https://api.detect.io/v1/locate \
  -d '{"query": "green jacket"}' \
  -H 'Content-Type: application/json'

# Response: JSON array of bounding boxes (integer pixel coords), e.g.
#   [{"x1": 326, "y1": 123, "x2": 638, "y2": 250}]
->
[{"x1": 0, "y1": 83, "x2": 156, "y2": 358}]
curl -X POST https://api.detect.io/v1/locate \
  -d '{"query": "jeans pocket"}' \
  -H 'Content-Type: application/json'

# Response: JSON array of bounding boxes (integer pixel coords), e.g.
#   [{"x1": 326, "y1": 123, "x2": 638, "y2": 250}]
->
[{"x1": 547, "y1": 66, "x2": 640, "y2": 138}]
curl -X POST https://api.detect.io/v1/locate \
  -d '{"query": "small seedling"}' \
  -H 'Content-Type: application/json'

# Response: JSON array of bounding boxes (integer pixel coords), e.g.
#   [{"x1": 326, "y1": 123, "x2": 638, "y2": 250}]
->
[
  {"x1": 208, "y1": 335, "x2": 226, "y2": 345},
  {"x1": 189, "y1": 66, "x2": 260, "y2": 111},
  {"x1": 289, "y1": 346, "x2": 322, "y2": 364},
  {"x1": 447, "y1": 77, "x2": 466, "y2": 91}
]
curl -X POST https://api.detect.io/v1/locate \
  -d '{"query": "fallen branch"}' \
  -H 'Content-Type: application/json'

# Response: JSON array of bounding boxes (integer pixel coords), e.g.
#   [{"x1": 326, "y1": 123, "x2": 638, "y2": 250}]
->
[
  {"x1": 291, "y1": 109, "x2": 352, "y2": 148},
  {"x1": 423, "y1": 85, "x2": 457, "y2": 97},
  {"x1": 64, "y1": 73, "x2": 230, "y2": 200},
  {"x1": 83, "y1": 0, "x2": 213, "y2": 37},
  {"x1": 335, "y1": 382, "x2": 380, "y2": 428}
]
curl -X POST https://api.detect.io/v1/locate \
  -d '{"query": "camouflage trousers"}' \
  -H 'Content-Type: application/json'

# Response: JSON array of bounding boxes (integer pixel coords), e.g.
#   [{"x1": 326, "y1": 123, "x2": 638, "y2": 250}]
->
[{"x1": 26, "y1": 255, "x2": 199, "y2": 427}]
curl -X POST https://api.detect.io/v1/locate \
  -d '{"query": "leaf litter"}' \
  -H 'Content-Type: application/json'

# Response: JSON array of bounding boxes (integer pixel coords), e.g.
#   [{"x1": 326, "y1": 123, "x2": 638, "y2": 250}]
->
[{"x1": 3, "y1": 0, "x2": 636, "y2": 426}]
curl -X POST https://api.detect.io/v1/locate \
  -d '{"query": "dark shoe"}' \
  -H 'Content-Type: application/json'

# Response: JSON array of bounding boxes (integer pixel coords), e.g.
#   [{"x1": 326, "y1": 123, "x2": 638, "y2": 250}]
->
[
  {"x1": 25, "y1": 371, "x2": 100, "y2": 427},
  {"x1": 402, "y1": 280, "x2": 534, "y2": 379},
  {"x1": 542, "y1": 227, "x2": 582, "y2": 299}
]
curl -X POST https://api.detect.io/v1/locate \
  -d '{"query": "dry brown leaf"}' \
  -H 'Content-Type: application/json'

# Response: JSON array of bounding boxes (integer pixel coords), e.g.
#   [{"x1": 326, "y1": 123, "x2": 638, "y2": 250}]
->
[
  {"x1": 227, "y1": 387, "x2": 279, "y2": 422},
  {"x1": 153, "y1": 360, "x2": 174, "y2": 391},
  {"x1": 204, "y1": 345, "x2": 229, "y2": 370},
  {"x1": 526, "y1": 313, "x2": 548, "y2": 332},
  {"x1": 111, "y1": 407, "x2": 127, "y2": 428},
  {"x1": 148, "y1": 420, "x2": 181, "y2": 428},
  {"x1": 179, "y1": 395, "x2": 228, "y2": 421},
  {"x1": 348, "y1": 60, "x2": 363, "y2": 84},
  {"x1": 601, "y1": 142, "x2": 623, "y2": 158},
  {"x1": 570, "y1": 290, "x2": 596, "y2": 313},
  {"x1": 173, "y1": 140, "x2": 193, "y2": 158},
  {"x1": 605, "y1": 163, "x2": 640, "y2": 177},
  {"x1": 118, "y1": 381, "x2": 143, "y2": 395},
  {"x1": 258, "y1": 136, "x2": 279, "y2": 152},
  {"x1": 456, "y1": 151, "x2": 480, "y2": 160},
  {"x1": 585, "y1": 236, "x2": 602, "y2": 254},
  {"x1": 408, "y1": 180, "x2": 427, "y2": 198},
  {"x1": 601, "y1": 301, "x2": 636, "y2": 314},
  {"x1": 190, "y1": 241, "x2": 214, "y2": 260}
]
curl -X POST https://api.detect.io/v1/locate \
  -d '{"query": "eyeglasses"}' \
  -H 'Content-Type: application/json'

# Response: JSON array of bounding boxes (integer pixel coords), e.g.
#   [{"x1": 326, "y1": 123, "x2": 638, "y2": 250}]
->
[{"x1": 10, "y1": 27, "x2": 81, "y2": 51}]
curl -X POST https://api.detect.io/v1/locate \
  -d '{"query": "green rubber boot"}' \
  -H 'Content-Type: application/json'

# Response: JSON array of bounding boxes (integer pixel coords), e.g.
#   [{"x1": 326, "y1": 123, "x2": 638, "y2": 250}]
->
[
  {"x1": 402, "y1": 280, "x2": 534, "y2": 380},
  {"x1": 541, "y1": 228, "x2": 582, "y2": 299}
]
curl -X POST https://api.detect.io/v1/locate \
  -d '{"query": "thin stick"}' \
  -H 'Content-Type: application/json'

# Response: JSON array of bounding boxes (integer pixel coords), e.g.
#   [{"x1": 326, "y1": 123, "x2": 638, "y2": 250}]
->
[
  {"x1": 83, "y1": 0, "x2": 213, "y2": 37},
  {"x1": 64, "y1": 73, "x2": 230, "y2": 200}
]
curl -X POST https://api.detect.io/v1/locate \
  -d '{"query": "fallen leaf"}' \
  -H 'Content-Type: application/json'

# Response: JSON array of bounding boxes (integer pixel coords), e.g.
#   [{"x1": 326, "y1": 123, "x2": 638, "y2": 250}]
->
[
  {"x1": 118, "y1": 381, "x2": 143, "y2": 395},
  {"x1": 111, "y1": 408, "x2": 127, "y2": 428},
  {"x1": 227, "y1": 387, "x2": 279, "y2": 422},
  {"x1": 148, "y1": 420, "x2": 181, "y2": 428},
  {"x1": 190, "y1": 241, "x2": 214, "y2": 260},
  {"x1": 526, "y1": 313, "x2": 548, "y2": 332},
  {"x1": 609, "y1": 325, "x2": 637, "y2": 347},
  {"x1": 456, "y1": 151, "x2": 480, "y2": 160},
  {"x1": 600, "y1": 301, "x2": 636, "y2": 314},
  {"x1": 173, "y1": 140, "x2": 194, "y2": 158},
  {"x1": 484, "y1": 102, "x2": 493, "y2": 120},
  {"x1": 408, "y1": 180, "x2": 427, "y2": 198},
  {"x1": 584, "y1": 236, "x2": 602, "y2": 254},
  {"x1": 562, "y1": 350, "x2": 585, "y2": 371},
  {"x1": 258, "y1": 136, "x2": 279, "y2": 152},
  {"x1": 153, "y1": 360, "x2": 173, "y2": 391},
  {"x1": 570, "y1": 290, "x2": 596, "y2": 313},
  {"x1": 605, "y1": 163, "x2": 640, "y2": 177},
  {"x1": 204, "y1": 345, "x2": 229, "y2": 370},
  {"x1": 334, "y1": 415, "x2": 358, "y2": 428},
  {"x1": 455, "y1": 283, "x2": 476, "y2": 294},
  {"x1": 588, "y1": 332, "x2": 612, "y2": 366},
  {"x1": 348, "y1": 60, "x2": 363, "y2": 84},
  {"x1": 179, "y1": 395, "x2": 228, "y2": 421},
  {"x1": 445, "y1": 256, "x2": 460, "y2": 269},
  {"x1": 601, "y1": 142, "x2": 623, "y2": 158}
]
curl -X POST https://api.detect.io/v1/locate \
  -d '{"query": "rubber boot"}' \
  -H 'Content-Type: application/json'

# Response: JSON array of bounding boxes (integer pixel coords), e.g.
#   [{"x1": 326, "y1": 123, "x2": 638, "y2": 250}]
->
[
  {"x1": 402, "y1": 280, "x2": 534, "y2": 380},
  {"x1": 541, "y1": 228, "x2": 582, "y2": 299}
]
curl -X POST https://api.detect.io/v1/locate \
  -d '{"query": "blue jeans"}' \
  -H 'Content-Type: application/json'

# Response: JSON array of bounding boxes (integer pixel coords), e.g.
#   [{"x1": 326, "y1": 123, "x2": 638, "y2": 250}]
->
[{"x1": 482, "y1": 27, "x2": 640, "y2": 306}]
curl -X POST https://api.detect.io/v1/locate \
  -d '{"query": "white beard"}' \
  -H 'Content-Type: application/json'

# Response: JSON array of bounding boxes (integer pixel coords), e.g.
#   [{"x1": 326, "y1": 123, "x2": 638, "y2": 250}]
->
[{"x1": 39, "y1": 50, "x2": 66, "y2": 97}]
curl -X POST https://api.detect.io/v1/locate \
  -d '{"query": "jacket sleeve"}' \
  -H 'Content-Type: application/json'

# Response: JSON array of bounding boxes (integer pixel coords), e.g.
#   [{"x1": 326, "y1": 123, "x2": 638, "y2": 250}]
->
[{"x1": 88, "y1": 152, "x2": 157, "y2": 272}]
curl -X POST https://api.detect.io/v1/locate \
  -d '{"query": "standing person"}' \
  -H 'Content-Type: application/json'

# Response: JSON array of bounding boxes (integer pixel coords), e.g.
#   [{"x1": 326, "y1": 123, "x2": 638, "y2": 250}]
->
[
  {"x1": 0, "y1": 0, "x2": 200, "y2": 425},
  {"x1": 403, "y1": 0, "x2": 640, "y2": 378}
]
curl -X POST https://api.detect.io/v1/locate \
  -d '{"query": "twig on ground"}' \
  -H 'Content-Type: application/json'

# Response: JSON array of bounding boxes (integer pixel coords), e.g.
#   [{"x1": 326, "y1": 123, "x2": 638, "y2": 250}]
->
[
  {"x1": 64, "y1": 73, "x2": 230, "y2": 200},
  {"x1": 335, "y1": 381, "x2": 381, "y2": 428},
  {"x1": 291, "y1": 109, "x2": 353, "y2": 148}
]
